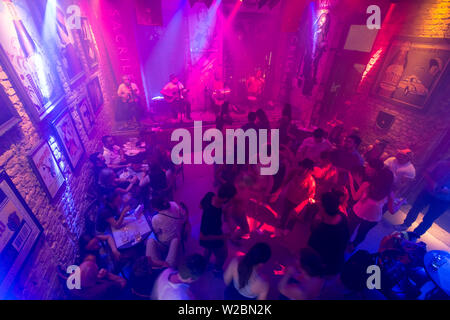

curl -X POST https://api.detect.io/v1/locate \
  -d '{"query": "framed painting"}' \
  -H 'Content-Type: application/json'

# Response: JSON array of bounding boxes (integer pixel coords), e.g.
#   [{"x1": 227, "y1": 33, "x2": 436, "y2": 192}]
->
[
  {"x1": 53, "y1": 109, "x2": 85, "y2": 171},
  {"x1": 28, "y1": 140, "x2": 65, "y2": 201},
  {"x1": 373, "y1": 37, "x2": 450, "y2": 110},
  {"x1": 79, "y1": 17, "x2": 99, "y2": 70},
  {"x1": 0, "y1": 75, "x2": 21, "y2": 136},
  {"x1": 86, "y1": 76, "x2": 104, "y2": 114},
  {"x1": 0, "y1": 0, "x2": 65, "y2": 122},
  {"x1": 54, "y1": 3, "x2": 85, "y2": 86},
  {"x1": 77, "y1": 97, "x2": 95, "y2": 136},
  {"x1": 0, "y1": 171, "x2": 43, "y2": 299}
]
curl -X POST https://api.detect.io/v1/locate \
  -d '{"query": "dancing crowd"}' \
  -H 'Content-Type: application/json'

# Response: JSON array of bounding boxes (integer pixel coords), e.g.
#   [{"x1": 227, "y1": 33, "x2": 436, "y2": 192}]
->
[{"x1": 64, "y1": 105, "x2": 449, "y2": 300}]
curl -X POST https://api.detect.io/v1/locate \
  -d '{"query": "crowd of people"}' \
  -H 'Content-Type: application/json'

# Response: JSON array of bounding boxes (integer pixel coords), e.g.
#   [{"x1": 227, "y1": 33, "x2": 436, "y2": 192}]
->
[{"x1": 65, "y1": 103, "x2": 449, "y2": 300}]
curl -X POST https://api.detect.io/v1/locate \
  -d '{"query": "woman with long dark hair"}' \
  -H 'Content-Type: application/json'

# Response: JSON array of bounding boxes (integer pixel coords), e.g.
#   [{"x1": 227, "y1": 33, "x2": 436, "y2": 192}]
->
[
  {"x1": 347, "y1": 164, "x2": 395, "y2": 252},
  {"x1": 223, "y1": 242, "x2": 272, "y2": 300}
]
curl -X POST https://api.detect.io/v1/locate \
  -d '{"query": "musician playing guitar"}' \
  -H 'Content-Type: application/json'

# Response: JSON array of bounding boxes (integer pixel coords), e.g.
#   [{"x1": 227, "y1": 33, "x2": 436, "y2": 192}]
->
[
  {"x1": 117, "y1": 75, "x2": 141, "y2": 127},
  {"x1": 210, "y1": 72, "x2": 231, "y2": 115},
  {"x1": 246, "y1": 69, "x2": 265, "y2": 111},
  {"x1": 161, "y1": 74, "x2": 191, "y2": 121}
]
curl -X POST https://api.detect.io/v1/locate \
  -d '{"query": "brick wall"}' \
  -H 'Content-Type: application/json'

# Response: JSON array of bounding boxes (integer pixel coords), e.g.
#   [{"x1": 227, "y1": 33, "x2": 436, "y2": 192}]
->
[
  {"x1": 0, "y1": 4, "x2": 115, "y2": 299},
  {"x1": 316, "y1": 0, "x2": 450, "y2": 232},
  {"x1": 323, "y1": 0, "x2": 450, "y2": 168}
]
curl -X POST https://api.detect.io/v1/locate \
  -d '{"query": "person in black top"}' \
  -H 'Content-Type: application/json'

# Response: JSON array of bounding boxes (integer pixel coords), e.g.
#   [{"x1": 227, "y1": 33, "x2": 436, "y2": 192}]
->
[
  {"x1": 89, "y1": 152, "x2": 107, "y2": 185},
  {"x1": 308, "y1": 191, "x2": 350, "y2": 275},
  {"x1": 150, "y1": 163, "x2": 170, "y2": 198},
  {"x1": 200, "y1": 183, "x2": 237, "y2": 274},
  {"x1": 96, "y1": 190, "x2": 131, "y2": 233},
  {"x1": 241, "y1": 112, "x2": 258, "y2": 132}
]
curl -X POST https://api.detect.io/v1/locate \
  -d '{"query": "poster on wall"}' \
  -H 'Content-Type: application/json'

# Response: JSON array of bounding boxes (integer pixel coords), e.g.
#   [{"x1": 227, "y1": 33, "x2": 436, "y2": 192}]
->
[
  {"x1": 53, "y1": 110, "x2": 85, "y2": 171},
  {"x1": 0, "y1": 75, "x2": 21, "y2": 136},
  {"x1": 54, "y1": 3, "x2": 85, "y2": 86},
  {"x1": 0, "y1": 171, "x2": 43, "y2": 299},
  {"x1": 28, "y1": 140, "x2": 65, "y2": 201},
  {"x1": 79, "y1": 17, "x2": 99, "y2": 70},
  {"x1": 373, "y1": 37, "x2": 450, "y2": 110},
  {"x1": 0, "y1": 0, "x2": 65, "y2": 121},
  {"x1": 77, "y1": 97, "x2": 94, "y2": 136},
  {"x1": 86, "y1": 76, "x2": 104, "y2": 114}
]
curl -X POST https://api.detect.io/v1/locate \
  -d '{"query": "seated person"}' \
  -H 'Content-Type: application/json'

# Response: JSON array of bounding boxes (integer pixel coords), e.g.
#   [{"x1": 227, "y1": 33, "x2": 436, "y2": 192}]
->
[
  {"x1": 102, "y1": 135, "x2": 128, "y2": 170},
  {"x1": 79, "y1": 233, "x2": 121, "y2": 270},
  {"x1": 98, "y1": 167, "x2": 138, "y2": 199},
  {"x1": 146, "y1": 197, "x2": 188, "y2": 268},
  {"x1": 278, "y1": 247, "x2": 326, "y2": 300},
  {"x1": 223, "y1": 242, "x2": 271, "y2": 300},
  {"x1": 152, "y1": 254, "x2": 207, "y2": 300},
  {"x1": 96, "y1": 190, "x2": 131, "y2": 233},
  {"x1": 70, "y1": 259, "x2": 127, "y2": 300},
  {"x1": 89, "y1": 152, "x2": 107, "y2": 184}
]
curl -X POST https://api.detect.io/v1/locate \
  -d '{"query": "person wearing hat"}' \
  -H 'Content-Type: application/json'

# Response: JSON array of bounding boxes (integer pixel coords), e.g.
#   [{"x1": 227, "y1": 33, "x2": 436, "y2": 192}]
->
[{"x1": 384, "y1": 148, "x2": 416, "y2": 196}]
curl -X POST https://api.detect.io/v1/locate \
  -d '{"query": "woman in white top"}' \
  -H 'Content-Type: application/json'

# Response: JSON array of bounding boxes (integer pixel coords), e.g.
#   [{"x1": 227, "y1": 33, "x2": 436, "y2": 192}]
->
[
  {"x1": 347, "y1": 164, "x2": 395, "y2": 251},
  {"x1": 223, "y1": 242, "x2": 271, "y2": 300},
  {"x1": 146, "y1": 197, "x2": 188, "y2": 268}
]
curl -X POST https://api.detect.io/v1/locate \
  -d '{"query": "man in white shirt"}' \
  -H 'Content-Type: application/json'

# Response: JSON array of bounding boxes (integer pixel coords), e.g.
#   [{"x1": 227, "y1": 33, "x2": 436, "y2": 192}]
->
[
  {"x1": 152, "y1": 254, "x2": 207, "y2": 300},
  {"x1": 161, "y1": 74, "x2": 191, "y2": 121},
  {"x1": 102, "y1": 135, "x2": 128, "y2": 170},
  {"x1": 296, "y1": 128, "x2": 332, "y2": 163},
  {"x1": 117, "y1": 75, "x2": 141, "y2": 127},
  {"x1": 384, "y1": 148, "x2": 416, "y2": 195}
]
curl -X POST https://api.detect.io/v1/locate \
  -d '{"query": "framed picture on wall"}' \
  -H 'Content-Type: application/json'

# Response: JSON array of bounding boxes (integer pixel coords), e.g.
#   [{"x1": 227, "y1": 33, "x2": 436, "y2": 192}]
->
[
  {"x1": 86, "y1": 76, "x2": 104, "y2": 114},
  {"x1": 54, "y1": 3, "x2": 85, "y2": 86},
  {"x1": 28, "y1": 140, "x2": 65, "y2": 201},
  {"x1": 0, "y1": 77, "x2": 21, "y2": 136},
  {"x1": 27, "y1": 0, "x2": 85, "y2": 87},
  {"x1": 373, "y1": 37, "x2": 450, "y2": 110},
  {"x1": 0, "y1": 171, "x2": 43, "y2": 299},
  {"x1": 79, "y1": 17, "x2": 99, "y2": 70},
  {"x1": 77, "y1": 97, "x2": 95, "y2": 136},
  {"x1": 53, "y1": 110, "x2": 85, "y2": 171},
  {"x1": 0, "y1": 0, "x2": 65, "y2": 122}
]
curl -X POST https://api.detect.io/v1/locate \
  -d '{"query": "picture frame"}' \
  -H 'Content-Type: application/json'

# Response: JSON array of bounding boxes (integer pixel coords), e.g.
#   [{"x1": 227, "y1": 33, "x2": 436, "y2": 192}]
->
[
  {"x1": 0, "y1": 171, "x2": 43, "y2": 299},
  {"x1": 27, "y1": 0, "x2": 85, "y2": 87},
  {"x1": 76, "y1": 97, "x2": 95, "y2": 136},
  {"x1": 0, "y1": 76, "x2": 21, "y2": 136},
  {"x1": 372, "y1": 37, "x2": 450, "y2": 110},
  {"x1": 79, "y1": 17, "x2": 99, "y2": 70},
  {"x1": 54, "y1": 3, "x2": 85, "y2": 87},
  {"x1": 28, "y1": 140, "x2": 66, "y2": 201},
  {"x1": 0, "y1": 0, "x2": 65, "y2": 122},
  {"x1": 53, "y1": 109, "x2": 85, "y2": 172},
  {"x1": 86, "y1": 76, "x2": 104, "y2": 114}
]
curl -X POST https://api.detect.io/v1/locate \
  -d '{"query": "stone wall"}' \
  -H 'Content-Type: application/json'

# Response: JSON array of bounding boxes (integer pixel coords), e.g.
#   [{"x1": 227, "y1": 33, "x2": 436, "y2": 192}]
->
[
  {"x1": 336, "y1": 0, "x2": 450, "y2": 165},
  {"x1": 316, "y1": 0, "x2": 450, "y2": 232},
  {"x1": 0, "y1": 2, "x2": 115, "y2": 299}
]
